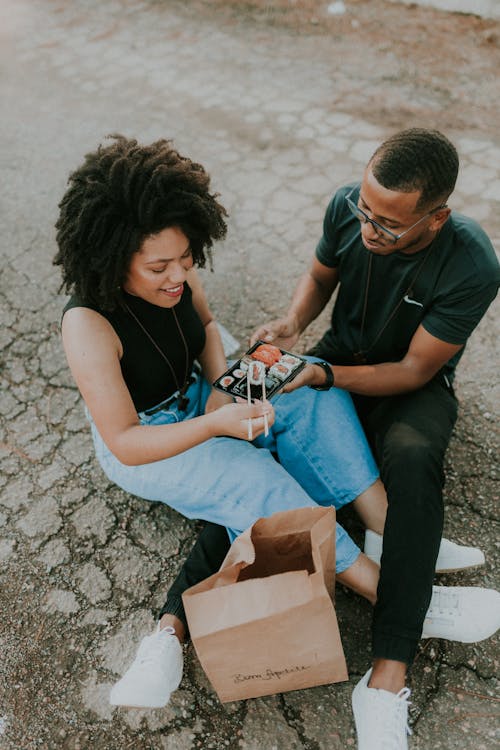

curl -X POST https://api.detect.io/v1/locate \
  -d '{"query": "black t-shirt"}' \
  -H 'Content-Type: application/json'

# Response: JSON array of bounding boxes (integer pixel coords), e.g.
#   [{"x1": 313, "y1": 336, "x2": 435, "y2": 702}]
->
[
  {"x1": 62, "y1": 283, "x2": 206, "y2": 412},
  {"x1": 314, "y1": 184, "x2": 499, "y2": 382}
]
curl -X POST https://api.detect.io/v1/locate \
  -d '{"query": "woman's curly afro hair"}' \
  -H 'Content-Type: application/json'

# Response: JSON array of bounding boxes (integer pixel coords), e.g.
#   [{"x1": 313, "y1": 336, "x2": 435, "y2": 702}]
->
[{"x1": 54, "y1": 134, "x2": 228, "y2": 310}]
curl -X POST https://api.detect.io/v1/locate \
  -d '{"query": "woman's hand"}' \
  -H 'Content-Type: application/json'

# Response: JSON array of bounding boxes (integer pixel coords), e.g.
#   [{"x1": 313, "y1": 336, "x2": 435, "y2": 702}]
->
[
  {"x1": 250, "y1": 314, "x2": 301, "y2": 350},
  {"x1": 204, "y1": 388, "x2": 234, "y2": 414},
  {"x1": 208, "y1": 400, "x2": 275, "y2": 441}
]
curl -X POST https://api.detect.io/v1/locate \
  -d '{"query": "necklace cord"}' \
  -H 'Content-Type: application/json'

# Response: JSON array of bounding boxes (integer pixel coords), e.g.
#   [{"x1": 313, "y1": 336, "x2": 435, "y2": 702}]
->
[
  {"x1": 356, "y1": 236, "x2": 438, "y2": 361},
  {"x1": 123, "y1": 301, "x2": 191, "y2": 408}
]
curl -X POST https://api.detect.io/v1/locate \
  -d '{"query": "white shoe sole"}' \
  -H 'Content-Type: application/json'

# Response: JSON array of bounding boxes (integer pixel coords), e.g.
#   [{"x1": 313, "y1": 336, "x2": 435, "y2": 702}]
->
[
  {"x1": 110, "y1": 698, "x2": 170, "y2": 708},
  {"x1": 433, "y1": 561, "x2": 484, "y2": 574}
]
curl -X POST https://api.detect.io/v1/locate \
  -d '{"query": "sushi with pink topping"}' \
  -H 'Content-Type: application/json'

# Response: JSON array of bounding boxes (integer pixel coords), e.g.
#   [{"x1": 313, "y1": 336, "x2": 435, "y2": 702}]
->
[
  {"x1": 280, "y1": 354, "x2": 301, "y2": 367},
  {"x1": 251, "y1": 344, "x2": 282, "y2": 367},
  {"x1": 269, "y1": 362, "x2": 292, "y2": 381}
]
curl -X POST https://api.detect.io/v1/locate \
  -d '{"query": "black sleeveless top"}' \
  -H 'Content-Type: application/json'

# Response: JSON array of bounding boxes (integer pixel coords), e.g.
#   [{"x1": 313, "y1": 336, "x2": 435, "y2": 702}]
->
[{"x1": 62, "y1": 284, "x2": 206, "y2": 412}]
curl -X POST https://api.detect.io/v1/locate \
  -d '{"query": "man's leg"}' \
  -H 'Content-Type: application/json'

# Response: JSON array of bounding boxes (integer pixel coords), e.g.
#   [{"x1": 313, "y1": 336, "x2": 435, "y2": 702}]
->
[
  {"x1": 353, "y1": 377, "x2": 458, "y2": 667},
  {"x1": 158, "y1": 522, "x2": 231, "y2": 639}
]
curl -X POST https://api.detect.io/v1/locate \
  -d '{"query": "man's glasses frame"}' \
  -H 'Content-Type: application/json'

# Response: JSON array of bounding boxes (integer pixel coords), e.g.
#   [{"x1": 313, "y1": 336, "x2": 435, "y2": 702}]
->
[{"x1": 345, "y1": 188, "x2": 447, "y2": 244}]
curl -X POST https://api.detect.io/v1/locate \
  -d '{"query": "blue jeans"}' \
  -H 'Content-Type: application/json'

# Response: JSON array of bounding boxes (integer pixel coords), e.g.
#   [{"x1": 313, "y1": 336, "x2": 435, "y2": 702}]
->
[{"x1": 88, "y1": 363, "x2": 379, "y2": 573}]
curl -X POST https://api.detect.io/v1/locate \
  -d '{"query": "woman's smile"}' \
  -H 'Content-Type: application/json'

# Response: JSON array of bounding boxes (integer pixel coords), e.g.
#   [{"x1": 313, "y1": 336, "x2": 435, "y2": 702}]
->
[{"x1": 160, "y1": 283, "x2": 184, "y2": 298}]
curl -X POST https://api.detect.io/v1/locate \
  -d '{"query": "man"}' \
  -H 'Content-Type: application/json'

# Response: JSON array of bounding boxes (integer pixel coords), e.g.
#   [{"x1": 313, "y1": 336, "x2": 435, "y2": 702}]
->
[{"x1": 250, "y1": 127, "x2": 499, "y2": 748}]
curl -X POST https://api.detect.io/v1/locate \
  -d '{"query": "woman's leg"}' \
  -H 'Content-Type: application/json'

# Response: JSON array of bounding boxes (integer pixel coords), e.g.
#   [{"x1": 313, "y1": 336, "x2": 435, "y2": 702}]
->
[
  {"x1": 90, "y1": 386, "x2": 386, "y2": 583},
  {"x1": 337, "y1": 552, "x2": 380, "y2": 606},
  {"x1": 255, "y1": 383, "x2": 381, "y2": 516},
  {"x1": 352, "y1": 478, "x2": 387, "y2": 535}
]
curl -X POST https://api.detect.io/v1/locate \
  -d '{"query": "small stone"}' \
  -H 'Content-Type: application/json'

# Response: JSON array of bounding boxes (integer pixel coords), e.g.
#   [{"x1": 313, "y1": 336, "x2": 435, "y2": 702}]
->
[{"x1": 327, "y1": 2, "x2": 346, "y2": 15}]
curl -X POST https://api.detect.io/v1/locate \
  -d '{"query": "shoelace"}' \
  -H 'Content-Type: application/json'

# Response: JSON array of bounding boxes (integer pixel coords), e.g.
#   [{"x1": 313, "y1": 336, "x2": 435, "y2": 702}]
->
[
  {"x1": 364, "y1": 684, "x2": 412, "y2": 750},
  {"x1": 428, "y1": 588, "x2": 460, "y2": 616},
  {"x1": 137, "y1": 625, "x2": 178, "y2": 666},
  {"x1": 383, "y1": 687, "x2": 412, "y2": 750}
]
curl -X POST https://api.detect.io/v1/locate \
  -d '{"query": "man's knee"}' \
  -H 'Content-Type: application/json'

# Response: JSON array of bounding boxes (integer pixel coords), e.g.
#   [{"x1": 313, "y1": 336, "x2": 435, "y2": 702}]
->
[{"x1": 381, "y1": 421, "x2": 444, "y2": 472}]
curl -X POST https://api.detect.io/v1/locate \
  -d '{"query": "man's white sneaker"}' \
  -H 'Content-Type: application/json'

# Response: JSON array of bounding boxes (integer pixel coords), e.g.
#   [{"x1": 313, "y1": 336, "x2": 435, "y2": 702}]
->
[
  {"x1": 109, "y1": 625, "x2": 183, "y2": 708},
  {"x1": 352, "y1": 668, "x2": 411, "y2": 750},
  {"x1": 364, "y1": 529, "x2": 485, "y2": 573},
  {"x1": 422, "y1": 585, "x2": 500, "y2": 643}
]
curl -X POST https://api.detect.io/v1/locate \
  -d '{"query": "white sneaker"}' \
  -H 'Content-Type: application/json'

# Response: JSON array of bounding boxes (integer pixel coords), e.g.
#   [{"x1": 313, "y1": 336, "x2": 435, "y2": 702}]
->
[
  {"x1": 422, "y1": 585, "x2": 500, "y2": 643},
  {"x1": 109, "y1": 625, "x2": 183, "y2": 708},
  {"x1": 352, "y1": 668, "x2": 411, "y2": 750},
  {"x1": 364, "y1": 529, "x2": 485, "y2": 573}
]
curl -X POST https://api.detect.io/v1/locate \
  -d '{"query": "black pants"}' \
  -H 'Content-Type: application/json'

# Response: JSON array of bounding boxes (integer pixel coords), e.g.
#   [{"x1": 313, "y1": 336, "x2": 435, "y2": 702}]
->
[
  {"x1": 158, "y1": 522, "x2": 230, "y2": 634},
  {"x1": 159, "y1": 377, "x2": 457, "y2": 663},
  {"x1": 351, "y1": 377, "x2": 457, "y2": 664}
]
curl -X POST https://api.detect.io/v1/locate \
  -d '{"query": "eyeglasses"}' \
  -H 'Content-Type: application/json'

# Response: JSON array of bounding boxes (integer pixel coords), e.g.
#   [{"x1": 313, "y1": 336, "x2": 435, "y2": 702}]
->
[{"x1": 345, "y1": 188, "x2": 446, "y2": 244}]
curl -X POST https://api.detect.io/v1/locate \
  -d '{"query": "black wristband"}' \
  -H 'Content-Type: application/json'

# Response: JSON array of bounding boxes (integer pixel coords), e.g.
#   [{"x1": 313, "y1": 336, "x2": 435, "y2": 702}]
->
[{"x1": 309, "y1": 361, "x2": 334, "y2": 391}]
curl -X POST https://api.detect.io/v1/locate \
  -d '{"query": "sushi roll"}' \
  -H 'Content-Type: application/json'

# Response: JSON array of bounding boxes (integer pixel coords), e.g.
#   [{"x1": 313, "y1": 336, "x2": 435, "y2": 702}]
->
[
  {"x1": 232, "y1": 368, "x2": 245, "y2": 379},
  {"x1": 251, "y1": 343, "x2": 282, "y2": 366},
  {"x1": 268, "y1": 362, "x2": 292, "y2": 381},
  {"x1": 239, "y1": 355, "x2": 254, "y2": 371},
  {"x1": 248, "y1": 360, "x2": 266, "y2": 385},
  {"x1": 219, "y1": 375, "x2": 235, "y2": 388},
  {"x1": 280, "y1": 354, "x2": 301, "y2": 367}
]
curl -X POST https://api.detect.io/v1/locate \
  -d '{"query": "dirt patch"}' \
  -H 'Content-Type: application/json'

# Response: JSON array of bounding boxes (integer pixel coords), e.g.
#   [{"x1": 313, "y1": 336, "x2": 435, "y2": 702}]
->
[{"x1": 172, "y1": 0, "x2": 500, "y2": 135}]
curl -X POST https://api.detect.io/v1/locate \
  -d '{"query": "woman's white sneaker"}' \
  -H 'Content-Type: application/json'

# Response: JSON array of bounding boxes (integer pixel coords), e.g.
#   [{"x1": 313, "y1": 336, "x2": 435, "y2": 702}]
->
[
  {"x1": 422, "y1": 586, "x2": 500, "y2": 643},
  {"x1": 109, "y1": 625, "x2": 183, "y2": 708},
  {"x1": 364, "y1": 529, "x2": 485, "y2": 573},
  {"x1": 352, "y1": 668, "x2": 411, "y2": 750}
]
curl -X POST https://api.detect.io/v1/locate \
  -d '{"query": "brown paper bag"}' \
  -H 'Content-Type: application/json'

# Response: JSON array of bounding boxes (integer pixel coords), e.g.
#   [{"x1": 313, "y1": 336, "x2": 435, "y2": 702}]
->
[{"x1": 182, "y1": 506, "x2": 348, "y2": 702}]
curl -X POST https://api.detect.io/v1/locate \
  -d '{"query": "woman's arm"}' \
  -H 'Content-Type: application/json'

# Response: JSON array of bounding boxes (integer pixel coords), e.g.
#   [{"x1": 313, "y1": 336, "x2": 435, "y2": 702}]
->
[{"x1": 62, "y1": 306, "x2": 272, "y2": 466}]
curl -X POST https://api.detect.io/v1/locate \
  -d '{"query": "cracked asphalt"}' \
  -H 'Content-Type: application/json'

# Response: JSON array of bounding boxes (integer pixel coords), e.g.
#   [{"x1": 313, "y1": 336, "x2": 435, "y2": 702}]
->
[{"x1": 0, "y1": 1, "x2": 498, "y2": 748}]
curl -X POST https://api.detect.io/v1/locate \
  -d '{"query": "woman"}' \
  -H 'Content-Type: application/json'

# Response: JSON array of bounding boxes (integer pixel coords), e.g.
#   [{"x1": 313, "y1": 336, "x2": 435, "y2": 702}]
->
[{"x1": 54, "y1": 135, "x2": 388, "y2": 706}]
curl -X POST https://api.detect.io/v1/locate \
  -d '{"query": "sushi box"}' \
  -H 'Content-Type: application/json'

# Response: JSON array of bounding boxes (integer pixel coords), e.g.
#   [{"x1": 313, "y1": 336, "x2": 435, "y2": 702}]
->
[{"x1": 213, "y1": 341, "x2": 307, "y2": 401}]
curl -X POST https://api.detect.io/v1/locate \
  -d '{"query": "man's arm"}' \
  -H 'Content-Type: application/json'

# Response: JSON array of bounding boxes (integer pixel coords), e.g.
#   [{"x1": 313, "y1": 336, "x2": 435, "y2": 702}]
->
[
  {"x1": 251, "y1": 257, "x2": 339, "y2": 349},
  {"x1": 287, "y1": 325, "x2": 463, "y2": 397}
]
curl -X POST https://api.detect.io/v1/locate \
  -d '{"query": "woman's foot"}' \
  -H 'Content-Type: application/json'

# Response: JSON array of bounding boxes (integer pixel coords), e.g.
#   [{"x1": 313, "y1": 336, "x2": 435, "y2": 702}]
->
[{"x1": 109, "y1": 624, "x2": 183, "y2": 708}]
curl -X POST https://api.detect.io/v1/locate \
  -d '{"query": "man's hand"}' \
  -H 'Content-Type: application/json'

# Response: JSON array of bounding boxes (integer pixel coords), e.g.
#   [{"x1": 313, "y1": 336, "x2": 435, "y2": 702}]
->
[
  {"x1": 204, "y1": 388, "x2": 234, "y2": 414},
  {"x1": 282, "y1": 363, "x2": 329, "y2": 393},
  {"x1": 250, "y1": 314, "x2": 301, "y2": 350}
]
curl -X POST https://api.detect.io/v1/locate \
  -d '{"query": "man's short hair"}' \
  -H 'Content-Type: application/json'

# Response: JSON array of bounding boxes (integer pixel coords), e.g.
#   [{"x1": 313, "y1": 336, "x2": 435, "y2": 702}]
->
[{"x1": 369, "y1": 128, "x2": 459, "y2": 211}]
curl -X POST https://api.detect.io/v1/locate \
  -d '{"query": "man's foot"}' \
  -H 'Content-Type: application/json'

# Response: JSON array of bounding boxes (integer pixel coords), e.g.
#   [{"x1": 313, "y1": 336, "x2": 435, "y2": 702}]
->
[
  {"x1": 364, "y1": 529, "x2": 485, "y2": 573},
  {"x1": 109, "y1": 625, "x2": 183, "y2": 708},
  {"x1": 422, "y1": 586, "x2": 500, "y2": 642},
  {"x1": 352, "y1": 668, "x2": 411, "y2": 750}
]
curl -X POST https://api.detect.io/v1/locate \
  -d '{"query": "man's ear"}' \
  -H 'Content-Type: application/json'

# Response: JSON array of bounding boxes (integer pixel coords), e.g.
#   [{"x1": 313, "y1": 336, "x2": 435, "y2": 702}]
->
[{"x1": 429, "y1": 206, "x2": 451, "y2": 232}]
